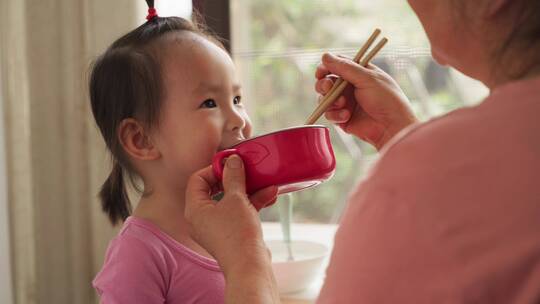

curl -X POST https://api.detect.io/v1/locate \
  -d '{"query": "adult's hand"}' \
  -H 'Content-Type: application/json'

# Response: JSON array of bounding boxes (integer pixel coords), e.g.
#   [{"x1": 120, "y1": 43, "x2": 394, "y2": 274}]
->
[
  {"x1": 315, "y1": 53, "x2": 419, "y2": 150},
  {"x1": 185, "y1": 155, "x2": 280, "y2": 303}
]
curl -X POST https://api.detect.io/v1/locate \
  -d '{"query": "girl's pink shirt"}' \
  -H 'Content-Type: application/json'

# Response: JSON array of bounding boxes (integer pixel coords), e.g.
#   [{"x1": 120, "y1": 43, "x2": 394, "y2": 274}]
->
[
  {"x1": 318, "y1": 76, "x2": 540, "y2": 303},
  {"x1": 93, "y1": 216, "x2": 224, "y2": 304}
]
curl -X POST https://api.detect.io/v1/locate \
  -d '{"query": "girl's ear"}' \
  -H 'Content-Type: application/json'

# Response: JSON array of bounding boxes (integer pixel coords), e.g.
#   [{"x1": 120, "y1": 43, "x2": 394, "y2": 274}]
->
[{"x1": 118, "y1": 118, "x2": 161, "y2": 161}]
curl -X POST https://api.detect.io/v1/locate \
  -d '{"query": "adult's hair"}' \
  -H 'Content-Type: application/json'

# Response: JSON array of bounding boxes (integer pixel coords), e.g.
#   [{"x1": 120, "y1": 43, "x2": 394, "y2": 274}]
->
[{"x1": 455, "y1": 0, "x2": 540, "y2": 78}]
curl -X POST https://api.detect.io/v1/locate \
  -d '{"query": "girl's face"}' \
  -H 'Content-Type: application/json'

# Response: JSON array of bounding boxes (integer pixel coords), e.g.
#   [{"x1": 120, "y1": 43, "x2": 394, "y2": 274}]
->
[{"x1": 151, "y1": 33, "x2": 252, "y2": 187}]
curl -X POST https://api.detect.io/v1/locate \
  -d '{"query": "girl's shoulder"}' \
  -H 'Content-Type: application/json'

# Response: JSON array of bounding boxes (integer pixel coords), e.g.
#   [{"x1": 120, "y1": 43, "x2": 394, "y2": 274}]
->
[
  {"x1": 92, "y1": 218, "x2": 174, "y2": 300},
  {"x1": 99, "y1": 217, "x2": 174, "y2": 275},
  {"x1": 93, "y1": 216, "x2": 223, "y2": 300},
  {"x1": 114, "y1": 216, "x2": 172, "y2": 253},
  {"x1": 111, "y1": 216, "x2": 221, "y2": 272},
  {"x1": 92, "y1": 220, "x2": 171, "y2": 303}
]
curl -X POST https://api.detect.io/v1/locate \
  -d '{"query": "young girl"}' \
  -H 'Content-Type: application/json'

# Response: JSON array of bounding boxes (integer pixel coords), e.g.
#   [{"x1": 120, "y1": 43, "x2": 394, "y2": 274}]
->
[{"x1": 90, "y1": 1, "x2": 277, "y2": 302}]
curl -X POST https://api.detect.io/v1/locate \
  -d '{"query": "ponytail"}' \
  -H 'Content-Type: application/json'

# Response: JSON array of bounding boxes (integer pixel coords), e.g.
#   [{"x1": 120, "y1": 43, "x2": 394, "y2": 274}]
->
[
  {"x1": 145, "y1": 0, "x2": 158, "y2": 21},
  {"x1": 99, "y1": 161, "x2": 132, "y2": 225}
]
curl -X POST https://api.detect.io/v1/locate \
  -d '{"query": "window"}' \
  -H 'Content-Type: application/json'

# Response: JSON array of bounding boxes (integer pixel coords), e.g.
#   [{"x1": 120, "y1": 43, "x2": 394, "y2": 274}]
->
[{"x1": 230, "y1": 0, "x2": 488, "y2": 224}]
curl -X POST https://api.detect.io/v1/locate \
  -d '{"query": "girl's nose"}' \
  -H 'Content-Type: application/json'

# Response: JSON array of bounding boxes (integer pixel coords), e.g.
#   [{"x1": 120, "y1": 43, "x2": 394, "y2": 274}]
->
[{"x1": 225, "y1": 108, "x2": 246, "y2": 132}]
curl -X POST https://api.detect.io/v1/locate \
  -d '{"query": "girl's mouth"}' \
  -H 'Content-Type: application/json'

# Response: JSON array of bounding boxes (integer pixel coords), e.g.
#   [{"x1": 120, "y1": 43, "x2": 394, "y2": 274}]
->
[{"x1": 218, "y1": 136, "x2": 247, "y2": 151}]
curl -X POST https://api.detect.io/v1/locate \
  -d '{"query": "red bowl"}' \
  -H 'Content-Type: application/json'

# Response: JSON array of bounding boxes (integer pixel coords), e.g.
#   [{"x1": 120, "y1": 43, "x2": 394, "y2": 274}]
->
[{"x1": 212, "y1": 125, "x2": 336, "y2": 195}]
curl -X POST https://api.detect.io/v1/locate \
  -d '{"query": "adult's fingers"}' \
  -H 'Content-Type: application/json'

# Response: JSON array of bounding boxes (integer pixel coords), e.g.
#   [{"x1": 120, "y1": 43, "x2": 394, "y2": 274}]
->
[
  {"x1": 185, "y1": 165, "x2": 219, "y2": 222},
  {"x1": 318, "y1": 95, "x2": 347, "y2": 111},
  {"x1": 264, "y1": 197, "x2": 278, "y2": 208},
  {"x1": 321, "y1": 53, "x2": 375, "y2": 88},
  {"x1": 325, "y1": 108, "x2": 351, "y2": 124},
  {"x1": 222, "y1": 155, "x2": 247, "y2": 195},
  {"x1": 249, "y1": 186, "x2": 278, "y2": 211},
  {"x1": 315, "y1": 78, "x2": 335, "y2": 95},
  {"x1": 315, "y1": 62, "x2": 330, "y2": 80},
  {"x1": 186, "y1": 165, "x2": 218, "y2": 204}
]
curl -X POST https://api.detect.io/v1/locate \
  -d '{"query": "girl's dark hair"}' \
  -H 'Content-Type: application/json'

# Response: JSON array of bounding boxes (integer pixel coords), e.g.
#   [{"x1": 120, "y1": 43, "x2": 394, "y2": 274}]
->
[{"x1": 89, "y1": 0, "x2": 221, "y2": 225}]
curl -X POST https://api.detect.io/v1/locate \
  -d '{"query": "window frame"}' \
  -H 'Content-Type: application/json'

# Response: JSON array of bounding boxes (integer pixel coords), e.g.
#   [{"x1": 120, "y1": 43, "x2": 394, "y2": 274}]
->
[{"x1": 192, "y1": 0, "x2": 232, "y2": 53}]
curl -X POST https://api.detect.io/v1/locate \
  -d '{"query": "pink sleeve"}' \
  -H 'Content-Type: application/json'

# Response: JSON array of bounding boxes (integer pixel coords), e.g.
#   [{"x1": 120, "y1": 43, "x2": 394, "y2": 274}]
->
[
  {"x1": 93, "y1": 234, "x2": 169, "y2": 304},
  {"x1": 317, "y1": 125, "x2": 449, "y2": 303},
  {"x1": 317, "y1": 179, "x2": 450, "y2": 303},
  {"x1": 317, "y1": 107, "x2": 540, "y2": 303}
]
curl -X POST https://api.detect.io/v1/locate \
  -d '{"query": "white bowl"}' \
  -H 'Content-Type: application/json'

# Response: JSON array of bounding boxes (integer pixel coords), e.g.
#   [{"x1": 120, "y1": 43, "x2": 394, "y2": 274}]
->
[{"x1": 265, "y1": 240, "x2": 329, "y2": 294}]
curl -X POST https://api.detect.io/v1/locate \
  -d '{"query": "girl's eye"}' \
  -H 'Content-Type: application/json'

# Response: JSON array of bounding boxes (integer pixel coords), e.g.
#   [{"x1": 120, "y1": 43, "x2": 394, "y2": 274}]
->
[
  {"x1": 233, "y1": 96, "x2": 242, "y2": 105},
  {"x1": 200, "y1": 99, "x2": 217, "y2": 108}
]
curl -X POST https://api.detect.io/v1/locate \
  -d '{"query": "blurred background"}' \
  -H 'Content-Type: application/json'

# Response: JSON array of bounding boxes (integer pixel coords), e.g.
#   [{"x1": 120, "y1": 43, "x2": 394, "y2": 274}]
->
[{"x1": 0, "y1": 0, "x2": 487, "y2": 303}]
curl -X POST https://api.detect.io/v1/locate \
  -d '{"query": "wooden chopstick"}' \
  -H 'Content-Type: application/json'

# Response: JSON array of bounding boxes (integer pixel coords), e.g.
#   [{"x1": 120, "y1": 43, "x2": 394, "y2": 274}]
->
[
  {"x1": 317, "y1": 29, "x2": 381, "y2": 105},
  {"x1": 360, "y1": 37, "x2": 388, "y2": 66},
  {"x1": 310, "y1": 38, "x2": 388, "y2": 117},
  {"x1": 305, "y1": 30, "x2": 388, "y2": 125}
]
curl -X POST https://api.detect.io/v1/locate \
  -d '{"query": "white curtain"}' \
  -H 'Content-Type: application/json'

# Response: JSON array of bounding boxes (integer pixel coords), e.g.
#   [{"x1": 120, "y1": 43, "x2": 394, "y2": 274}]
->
[
  {"x1": 0, "y1": 0, "x2": 140, "y2": 302},
  {"x1": 0, "y1": 31, "x2": 13, "y2": 304}
]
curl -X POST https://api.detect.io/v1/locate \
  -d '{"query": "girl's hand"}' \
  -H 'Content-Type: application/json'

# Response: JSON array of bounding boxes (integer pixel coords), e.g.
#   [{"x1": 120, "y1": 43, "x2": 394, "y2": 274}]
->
[
  {"x1": 185, "y1": 155, "x2": 277, "y2": 273},
  {"x1": 315, "y1": 53, "x2": 419, "y2": 150}
]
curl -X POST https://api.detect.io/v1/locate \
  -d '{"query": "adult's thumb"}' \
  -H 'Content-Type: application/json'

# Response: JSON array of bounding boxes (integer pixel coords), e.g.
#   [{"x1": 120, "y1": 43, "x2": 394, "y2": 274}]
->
[
  {"x1": 222, "y1": 155, "x2": 247, "y2": 195},
  {"x1": 322, "y1": 53, "x2": 373, "y2": 88}
]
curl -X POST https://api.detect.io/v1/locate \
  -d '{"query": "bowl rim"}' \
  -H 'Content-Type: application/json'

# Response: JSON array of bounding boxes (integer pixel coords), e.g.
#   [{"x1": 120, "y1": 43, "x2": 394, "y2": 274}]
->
[
  {"x1": 265, "y1": 239, "x2": 329, "y2": 265},
  {"x1": 225, "y1": 125, "x2": 328, "y2": 149}
]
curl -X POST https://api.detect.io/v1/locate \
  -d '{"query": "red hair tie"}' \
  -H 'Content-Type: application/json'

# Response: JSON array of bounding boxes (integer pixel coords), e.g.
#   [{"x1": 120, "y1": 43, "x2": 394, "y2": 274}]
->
[{"x1": 146, "y1": 7, "x2": 158, "y2": 21}]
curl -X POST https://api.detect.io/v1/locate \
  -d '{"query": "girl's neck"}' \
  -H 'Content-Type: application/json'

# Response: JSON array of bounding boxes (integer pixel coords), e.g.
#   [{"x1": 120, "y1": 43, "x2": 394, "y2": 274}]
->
[
  {"x1": 134, "y1": 185, "x2": 187, "y2": 223},
  {"x1": 133, "y1": 185, "x2": 214, "y2": 259}
]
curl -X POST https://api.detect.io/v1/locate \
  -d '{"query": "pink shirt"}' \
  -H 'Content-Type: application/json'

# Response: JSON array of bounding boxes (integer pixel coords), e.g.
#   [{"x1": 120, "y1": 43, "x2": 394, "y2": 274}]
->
[
  {"x1": 93, "y1": 217, "x2": 225, "y2": 304},
  {"x1": 318, "y1": 76, "x2": 540, "y2": 303}
]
